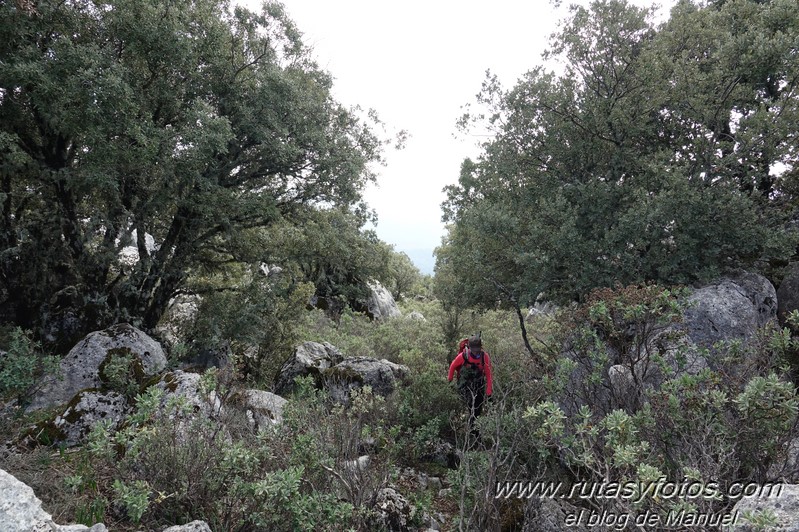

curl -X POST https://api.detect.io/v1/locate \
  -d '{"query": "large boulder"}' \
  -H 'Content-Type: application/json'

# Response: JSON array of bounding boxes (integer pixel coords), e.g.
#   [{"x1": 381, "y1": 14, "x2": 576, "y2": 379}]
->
[
  {"x1": 27, "y1": 324, "x2": 166, "y2": 411},
  {"x1": 0, "y1": 468, "x2": 108, "y2": 531},
  {"x1": 274, "y1": 342, "x2": 344, "y2": 396},
  {"x1": 367, "y1": 281, "x2": 401, "y2": 320},
  {"x1": 323, "y1": 357, "x2": 409, "y2": 404},
  {"x1": 683, "y1": 274, "x2": 776, "y2": 349}
]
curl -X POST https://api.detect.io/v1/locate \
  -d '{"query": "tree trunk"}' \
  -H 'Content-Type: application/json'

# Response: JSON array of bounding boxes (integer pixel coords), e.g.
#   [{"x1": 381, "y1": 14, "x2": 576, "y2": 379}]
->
[{"x1": 515, "y1": 303, "x2": 536, "y2": 358}]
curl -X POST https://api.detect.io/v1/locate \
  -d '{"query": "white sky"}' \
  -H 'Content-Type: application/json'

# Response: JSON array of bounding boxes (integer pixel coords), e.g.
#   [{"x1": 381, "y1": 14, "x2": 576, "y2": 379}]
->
[{"x1": 245, "y1": 1, "x2": 674, "y2": 273}]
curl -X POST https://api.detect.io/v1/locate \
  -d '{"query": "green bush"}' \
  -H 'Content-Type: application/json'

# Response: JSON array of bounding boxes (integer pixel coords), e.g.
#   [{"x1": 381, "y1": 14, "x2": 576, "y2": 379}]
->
[
  {"x1": 519, "y1": 284, "x2": 799, "y2": 522},
  {"x1": 80, "y1": 374, "x2": 404, "y2": 531},
  {"x1": 0, "y1": 327, "x2": 59, "y2": 406}
]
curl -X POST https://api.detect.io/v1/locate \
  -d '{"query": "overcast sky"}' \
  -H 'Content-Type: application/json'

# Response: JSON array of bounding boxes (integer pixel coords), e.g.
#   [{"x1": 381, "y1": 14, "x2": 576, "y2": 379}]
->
[{"x1": 246, "y1": 1, "x2": 673, "y2": 274}]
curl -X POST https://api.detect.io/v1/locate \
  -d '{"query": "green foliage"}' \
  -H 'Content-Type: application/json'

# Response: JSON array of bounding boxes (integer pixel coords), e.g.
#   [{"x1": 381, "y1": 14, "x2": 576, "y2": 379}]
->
[
  {"x1": 385, "y1": 249, "x2": 425, "y2": 301},
  {"x1": 0, "y1": 327, "x2": 59, "y2": 405},
  {"x1": 296, "y1": 300, "x2": 448, "y2": 364},
  {"x1": 80, "y1": 375, "x2": 400, "y2": 531},
  {"x1": 187, "y1": 268, "x2": 315, "y2": 385},
  {"x1": 523, "y1": 283, "x2": 799, "y2": 522},
  {"x1": 112, "y1": 479, "x2": 150, "y2": 524},
  {"x1": 98, "y1": 348, "x2": 145, "y2": 400},
  {"x1": 741, "y1": 508, "x2": 781, "y2": 530},
  {"x1": 0, "y1": 0, "x2": 384, "y2": 346},
  {"x1": 441, "y1": 0, "x2": 799, "y2": 308},
  {"x1": 264, "y1": 208, "x2": 393, "y2": 317}
]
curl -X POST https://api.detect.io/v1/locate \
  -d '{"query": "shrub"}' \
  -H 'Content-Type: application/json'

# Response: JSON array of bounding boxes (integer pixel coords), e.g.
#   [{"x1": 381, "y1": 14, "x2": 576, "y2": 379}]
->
[
  {"x1": 80, "y1": 373, "x2": 403, "y2": 531},
  {"x1": 520, "y1": 284, "x2": 799, "y2": 522},
  {"x1": 0, "y1": 327, "x2": 59, "y2": 407}
]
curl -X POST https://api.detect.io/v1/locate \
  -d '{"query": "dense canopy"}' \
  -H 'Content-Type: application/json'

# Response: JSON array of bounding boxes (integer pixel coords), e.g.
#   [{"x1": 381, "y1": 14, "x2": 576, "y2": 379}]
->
[
  {"x1": 439, "y1": 0, "x2": 799, "y2": 314},
  {"x1": 0, "y1": 0, "x2": 383, "y2": 348}
]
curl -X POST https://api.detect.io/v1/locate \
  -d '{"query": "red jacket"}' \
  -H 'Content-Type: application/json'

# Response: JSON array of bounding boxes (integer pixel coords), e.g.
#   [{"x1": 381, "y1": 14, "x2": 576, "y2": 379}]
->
[{"x1": 448, "y1": 349, "x2": 493, "y2": 396}]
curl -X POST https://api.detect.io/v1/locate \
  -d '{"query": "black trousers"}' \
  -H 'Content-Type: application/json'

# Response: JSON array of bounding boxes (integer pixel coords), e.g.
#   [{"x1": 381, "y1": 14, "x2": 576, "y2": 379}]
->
[{"x1": 460, "y1": 381, "x2": 485, "y2": 429}]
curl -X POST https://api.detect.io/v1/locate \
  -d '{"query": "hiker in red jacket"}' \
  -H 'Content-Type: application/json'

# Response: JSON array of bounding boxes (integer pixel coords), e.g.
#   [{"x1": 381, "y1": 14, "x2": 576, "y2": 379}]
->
[{"x1": 448, "y1": 335, "x2": 493, "y2": 432}]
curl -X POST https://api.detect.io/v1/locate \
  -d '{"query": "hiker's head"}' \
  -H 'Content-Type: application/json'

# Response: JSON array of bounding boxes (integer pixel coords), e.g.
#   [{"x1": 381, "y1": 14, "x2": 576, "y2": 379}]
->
[{"x1": 468, "y1": 335, "x2": 482, "y2": 353}]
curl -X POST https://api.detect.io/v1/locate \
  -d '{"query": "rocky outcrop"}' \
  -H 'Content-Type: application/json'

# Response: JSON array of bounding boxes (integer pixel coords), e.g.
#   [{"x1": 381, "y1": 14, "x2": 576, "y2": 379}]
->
[
  {"x1": 155, "y1": 371, "x2": 222, "y2": 421},
  {"x1": 724, "y1": 483, "x2": 799, "y2": 531},
  {"x1": 367, "y1": 281, "x2": 401, "y2": 320},
  {"x1": 237, "y1": 389, "x2": 288, "y2": 430},
  {"x1": 48, "y1": 390, "x2": 129, "y2": 447},
  {"x1": 0, "y1": 468, "x2": 108, "y2": 531},
  {"x1": 274, "y1": 342, "x2": 344, "y2": 396},
  {"x1": 27, "y1": 324, "x2": 166, "y2": 411},
  {"x1": 683, "y1": 274, "x2": 776, "y2": 349},
  {"x1": 324, "y1": 356, "x2": 409, "y2": 404}
]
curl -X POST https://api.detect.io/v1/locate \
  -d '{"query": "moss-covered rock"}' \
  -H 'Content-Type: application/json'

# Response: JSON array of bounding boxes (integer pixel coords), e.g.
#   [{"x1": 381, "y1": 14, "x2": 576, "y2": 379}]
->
[
  {"x1": 27, "y1": 389, "x2": 129, "y2": 447},
  {"x1": 274, "y1": 341, "x2": 345, "y2": 396},
  {"x1": 26, "y1": 324, "x2": 166, "y2": 411},
  {"x1": 323, "y1": 356, "x2": 409, "y2": 405}
]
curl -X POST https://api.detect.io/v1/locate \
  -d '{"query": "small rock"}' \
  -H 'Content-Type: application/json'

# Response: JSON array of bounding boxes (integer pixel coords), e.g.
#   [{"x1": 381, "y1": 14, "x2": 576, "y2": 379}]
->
[
  {"x1": 238, "y1": 389, "x2": 287, "y2": 430},
  {"x1": 162, "y1": 521, "x2": 212, "y2": 532}
]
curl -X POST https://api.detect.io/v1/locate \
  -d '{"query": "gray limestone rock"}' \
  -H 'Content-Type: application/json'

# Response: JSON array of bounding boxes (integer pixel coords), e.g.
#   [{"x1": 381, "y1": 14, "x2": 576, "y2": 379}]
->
[
  {"x1": 51, "y1": 390, "x2": 128, "y2": 447},
  {"x1": 0, "y1": 468, "x2": 108, "y2": 531},
  {"x1": 367, "y1": 281, "x2": 401, "y2": 320},
  {"x1": 238, "y1": 388, "x2": 288, "y2": 430},
  {"x1": 323, "y1": 356, "x2": 409, "y2": 404},
  {"x1": 162, "y1": 521, "x2": 212, "y2": 532},
  {"x1": 683, "y1": 276, "x2": 774, "y2": 349},
  {"x1": 274, "y1": 341, "x2": 345, "y2": 396},
  {"x1": 373, "y1": 487, "x2": 413, "y2": 531},
  {"x1": 27, "y1": 324, "x2": 166, "y2": 411},
  {"x1": 724, "y1": 483, "x2": 799, "y2": 531}
]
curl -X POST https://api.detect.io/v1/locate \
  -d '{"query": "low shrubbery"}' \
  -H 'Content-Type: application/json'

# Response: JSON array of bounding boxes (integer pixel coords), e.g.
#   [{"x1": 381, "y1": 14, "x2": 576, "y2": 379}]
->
[
  {"x1": 61, "y1": 375, "x2": 406, "y2": 531},
  {"x1": 0, "y1": 327, "x2": 59, "y2": 407},
  {"x1": 2, "y1": 288, "x2": 799, "y2": 531}
]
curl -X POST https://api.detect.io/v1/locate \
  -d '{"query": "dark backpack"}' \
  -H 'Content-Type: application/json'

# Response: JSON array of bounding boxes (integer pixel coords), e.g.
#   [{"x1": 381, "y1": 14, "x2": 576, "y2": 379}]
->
[
  {"x1": 457, "y1": 350, "x2": 486, "y2": 391},
  {"x1": 458, "y1": 338, "x2": 469, "y2": 354}
]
